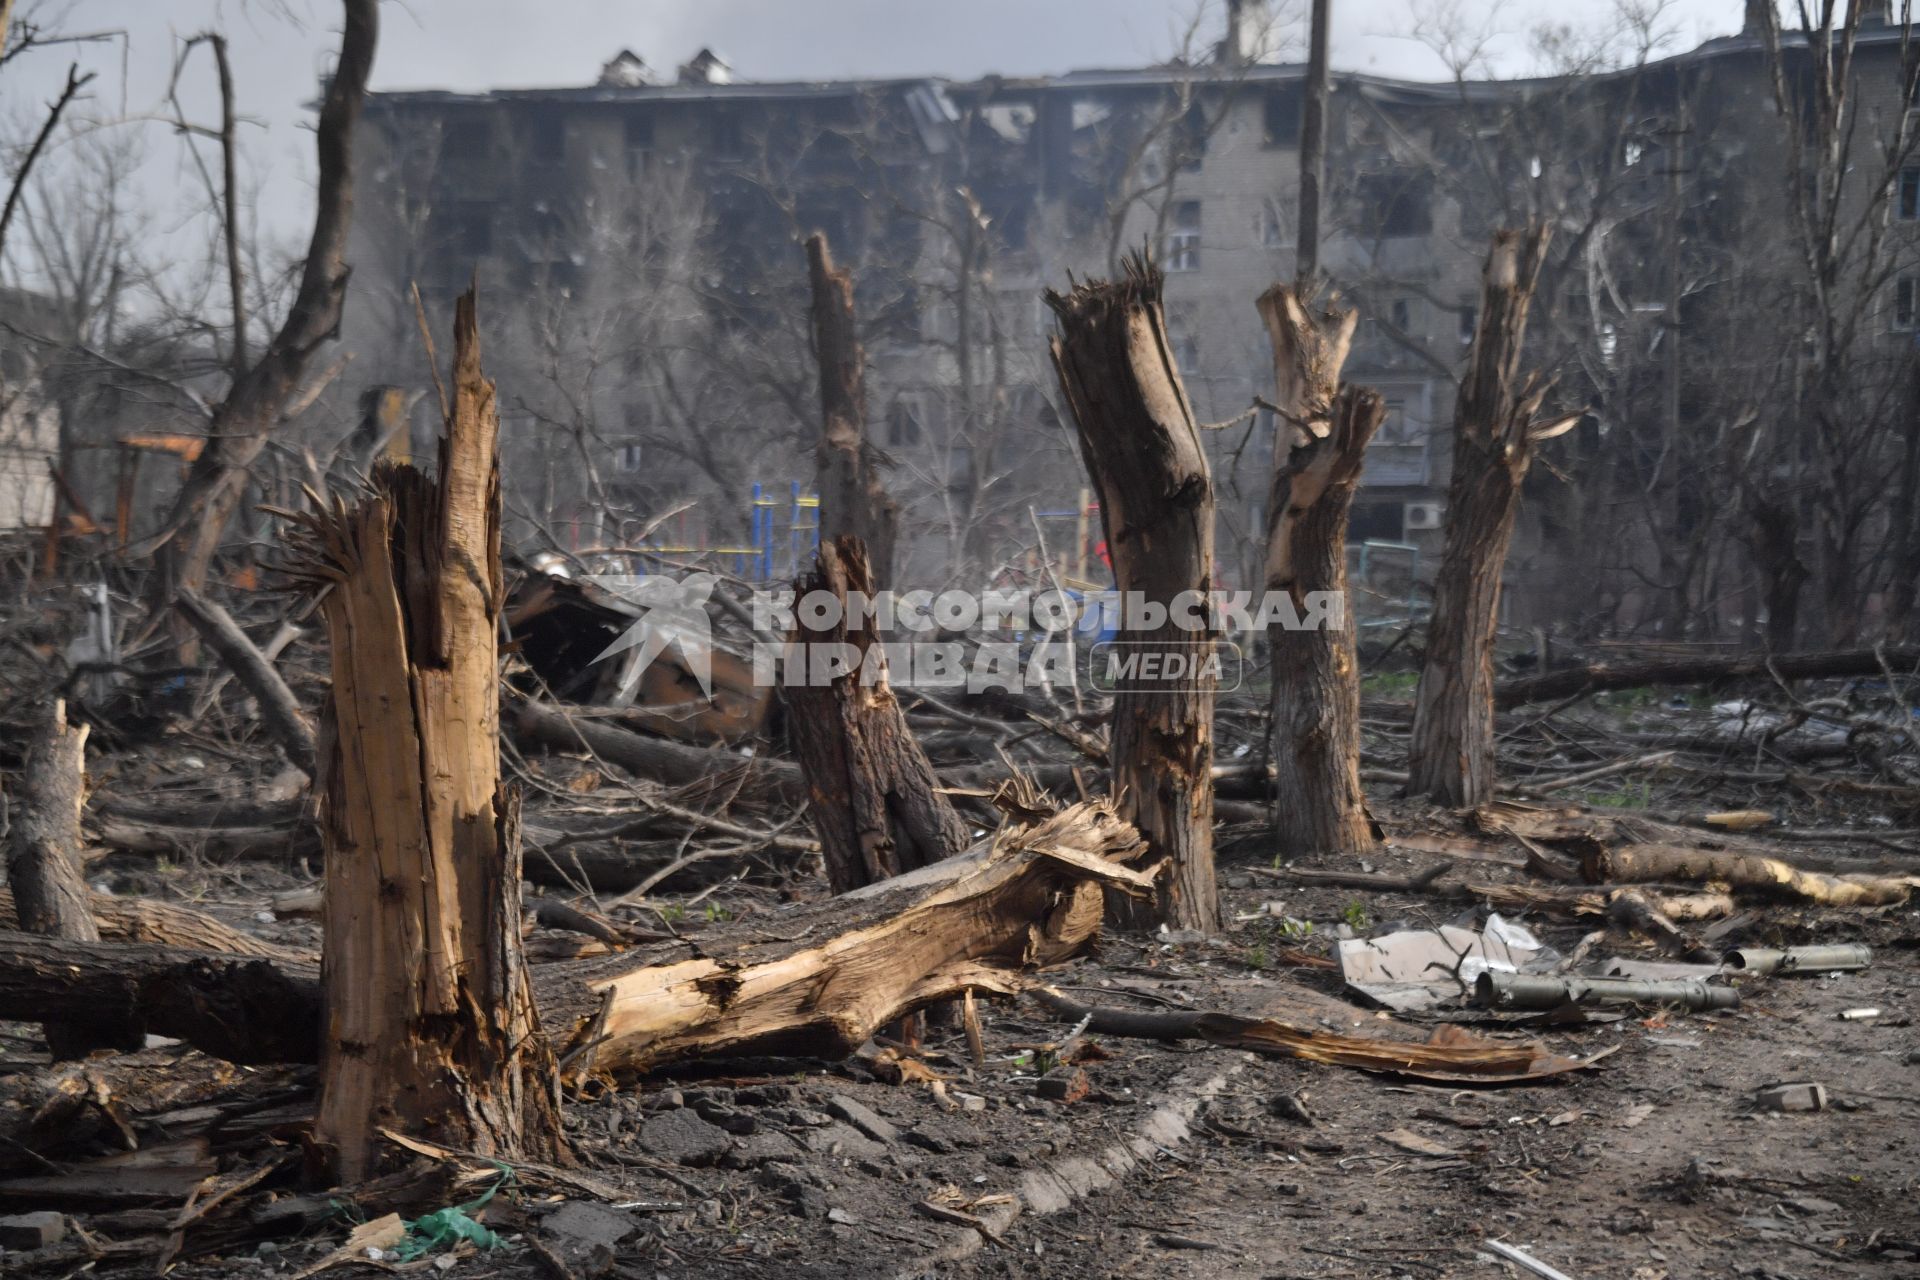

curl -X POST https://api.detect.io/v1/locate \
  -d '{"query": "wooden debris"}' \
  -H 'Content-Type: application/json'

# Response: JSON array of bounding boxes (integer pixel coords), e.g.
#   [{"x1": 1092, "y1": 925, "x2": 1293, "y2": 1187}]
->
[
  {"x1": 1028, "y1": 988, "x2": 1605, "y2": 1086},
  {"x1": 173, "y1": 586, "x2": 317, "y2": 775},
  {"x1": 806, "y1": 233, "x2": 899, "y2": 587},
  {"x1": 1581, "y1": 843, "x2": 1918, "y2": 907}
]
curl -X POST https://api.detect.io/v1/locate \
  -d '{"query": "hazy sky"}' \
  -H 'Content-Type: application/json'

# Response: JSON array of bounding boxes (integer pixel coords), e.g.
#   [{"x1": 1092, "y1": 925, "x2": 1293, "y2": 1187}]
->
[{"x1": 2, "y1": 0, "x2": 1756, "y2": 261}]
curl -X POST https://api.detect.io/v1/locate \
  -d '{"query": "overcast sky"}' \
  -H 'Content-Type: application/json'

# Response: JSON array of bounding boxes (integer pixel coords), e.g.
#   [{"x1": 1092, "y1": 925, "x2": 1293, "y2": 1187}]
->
[{"x1": 2, "y1": 0, "x2": 1757, "y2": 265}]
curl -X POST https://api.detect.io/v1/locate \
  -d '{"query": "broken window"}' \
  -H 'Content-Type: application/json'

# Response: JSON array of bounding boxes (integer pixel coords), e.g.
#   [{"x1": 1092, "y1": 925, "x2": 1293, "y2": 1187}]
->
[
  {"x1": 1165, "y1": 200, "x2": 1201, "y2": 272},
  {"x1": 1177, "y1": 100, "x2": 1208, "y2": 172},
  {"x1": 1389, "y1": 298, "x2": 1412, "y2": 332},
  {"x1": 1263, "y1": 89, "x2": 1301, "y2": 148},
  {"x1": 1262, "y1": 198, "x2": 1290, "y2": 248},
  {"x1": 886, "y1": 396, "x2": 924, "y2": 447},
  {"x1": 1457, "y1": 305, "x2": 1476, "y2": 346},
  {"x1": 625, "y1": 114, "x2": 654, "y2": 178},
  {"x1": 438, "y1": 118, "x2": 492, "y2": 166},
  {"x1": 615, "y1": 443, "x2": 644, "y2": 473},
  {"x1": 1899, "y1": 166, "x2": 1920, "y2": 220},
  {"x1": 526, "y1": 112, "x2": 566, "y2": 159},
  {"x1": 438, "y1": 203, "x2": 493, "y2": 256},
  {"x1": 1353, "y1": 172, "x2": 1433, "y2": 239},
  {"x1": 1895, "y1": 275, "x2": 1917, "y2": 331},
  {"x1": 1171, "y1": 328, "x2": 1200, "y2": 371}
]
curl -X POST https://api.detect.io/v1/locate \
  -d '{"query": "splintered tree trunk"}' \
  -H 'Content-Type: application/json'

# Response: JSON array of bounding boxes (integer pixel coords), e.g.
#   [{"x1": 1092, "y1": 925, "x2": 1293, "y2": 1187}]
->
[
  {"x1": 5, "y1": 701, "x2": 132, "y2": 1059},
  {"x1": 807, "y1": 233, "x2": 899, "y2": 589},
  {"x1": 784, "y1": 535, "x2": 969, "y2": 893},
  {"x1": 1047, "y1": 254, "x2": 1219, "y2": 932},
  {"x1": 1409, "y1": 225, "x2": 1575, "y2": 807},
  {"x1": 299, "y1": 291, "x2": 564, "y2": 1184},
  {"x1": 1259, "y1": 288, "x2": 1384, "y2": 856}
]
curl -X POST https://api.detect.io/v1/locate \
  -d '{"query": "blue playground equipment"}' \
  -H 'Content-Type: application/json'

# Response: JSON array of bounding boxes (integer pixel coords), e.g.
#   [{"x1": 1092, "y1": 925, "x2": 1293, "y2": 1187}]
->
[{"x1": 624, "y1": 483, "x2": 818, "y2": 582}]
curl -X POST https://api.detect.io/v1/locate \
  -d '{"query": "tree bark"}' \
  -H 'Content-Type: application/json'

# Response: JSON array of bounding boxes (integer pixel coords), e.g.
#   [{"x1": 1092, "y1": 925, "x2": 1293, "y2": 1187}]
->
[
  {"x1": 783, "y1": 535, "x2": 969, "y2": 893},
  {"x1": 806, "y1": 233, "x2": 898, "y2": 589},
  {"x1": 5, "y1": 701, "x2": 132, "y2": 1058},
  {"x1": 146, "y1": 0, "x2": 377, "y2": 640},
  {"x1": 1047, "y1": 254, "x2": 1219, "y2": 932},
  {"x1": 0, "y1": 799, "x2": 1155, "y2": 1074},
  {"x1": 174, "y1": 586, "x2": 317, "y2": 776},
  {"x1": 295, "y1": 289, "x2": 565, "y2": 1185},
  {"x1": 1408, "y1": 225, "x2": 1570, "y2": 807},
  {"x1": 1258, "y1": 285, "x2": 1382, "y2": 858}
]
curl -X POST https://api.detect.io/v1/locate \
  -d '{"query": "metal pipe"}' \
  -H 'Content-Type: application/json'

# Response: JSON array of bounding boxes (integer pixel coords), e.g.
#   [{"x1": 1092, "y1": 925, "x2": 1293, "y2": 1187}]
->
[
  {"x1": 1726, "y1": 945, "x2": 1872, "y2": 975},
  {"x1": 1475, "y1": 971, "x2": 1740, "y2": 1011}
]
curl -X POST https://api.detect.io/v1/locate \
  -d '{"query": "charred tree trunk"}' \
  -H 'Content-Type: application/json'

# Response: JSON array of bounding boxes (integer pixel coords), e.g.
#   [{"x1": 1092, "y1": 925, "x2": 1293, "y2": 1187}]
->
[
  {"x1": 1259, "y1": 286, "x2": 1382, "y2": 858},
  {"x1": 784, "y1": 535, "x2": 970, "y2": 894},
  {"x1": 145, "y1": 0, "x2": 376, "y2": 645},
  {"x1": 807, "y1": 233, "x2": 899, "y2": 590},
  {"x1": 1408, "y1": 225, "x2": 1575, "y2": 807},
  {"x1": 5, "y1": 701, "x2": 133, "y2": 1058},
  {"x1": 294, "y1": 290, "x2": 564, "y2": 1185},
  {"x1": 1047, "y1": 254, "x2": 1219, "y2": 932},
  {"x1": 1744, "y1": 493, "x2": 1806, "y2": 652}
]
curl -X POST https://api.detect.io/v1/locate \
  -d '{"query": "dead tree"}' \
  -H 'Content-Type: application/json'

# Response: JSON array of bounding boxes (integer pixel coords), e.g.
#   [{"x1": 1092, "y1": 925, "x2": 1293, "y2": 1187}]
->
[
  {"x1": 1408, "y1": 225, "x2": 1579, "y2": 806},
  {"x1": 806, "y1": 233, "x2": 899, "y2": 589},
  {"x1": 1259, "y1": 286, "x2": 1383, "y2": 856},
  {"x1": 4, "y1": 701, "x2": 132, "y2": 1058},
  {"x1": 784, "y1": 535, "x2": 969, "y2": 893},
  {"x1": 143, "y1": 0, "x2": 377, "y2": 641},
  {"x1": 294, "y1": 290, "x2": 565, "y2": 1184},
  {"x1": 1047, "y1": 254, "x2": 1218, "y2": 932}
]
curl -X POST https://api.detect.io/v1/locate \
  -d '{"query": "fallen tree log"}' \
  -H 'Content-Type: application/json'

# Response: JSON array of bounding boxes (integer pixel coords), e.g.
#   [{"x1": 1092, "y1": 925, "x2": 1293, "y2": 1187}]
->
[
  {"x1": 0, "y1": 887, "x2": 299, "y2": 959},
  {"x1": 0, "y1": 800, "x2": 1153, "y2": 1075},
  {"x1": 1027, "y1": 987, "x2": 1604, "y2": 1086},
  {"x1": 1494, "y1": 647, "x2": 1920, "y2": 710},
  {"x1": 174, "y1": 586, "x2": 317, "y2": 776},
  {"x1": 1580, "y1": 843, "x2": 1918, "y2": 907},
  {"x1": 511, "y1": 698, "x2": 805, "y2": 807}
]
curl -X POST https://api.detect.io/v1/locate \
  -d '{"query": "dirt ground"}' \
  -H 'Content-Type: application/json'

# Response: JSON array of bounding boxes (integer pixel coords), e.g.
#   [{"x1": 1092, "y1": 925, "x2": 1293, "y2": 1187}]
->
[{"x1": 7, "y1": 809, "x2": 1914, "y2": 1280}]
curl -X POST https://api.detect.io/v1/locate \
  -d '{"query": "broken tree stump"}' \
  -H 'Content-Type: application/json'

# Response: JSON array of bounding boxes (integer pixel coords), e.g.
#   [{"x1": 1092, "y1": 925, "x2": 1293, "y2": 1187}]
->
[
  {"x1": 6, "y1": 700, "x2": 135, "y2": 1058},
  {"x1": 807, "y1": 232, "x2": 899, "y2": 589},
  {"x1": 0, "y1": 800, "x2": 1155, "y2": 1075},
  {"x1": 1047, "y1": 253, "x2": 1219, "y2": 932},
  {"x1": 783, "y1": 535, "x2": 970, "y2": 893},
  {"x1": 1258, "y1": 283, "x2": 1383, "y2": 858},
  {"x1": 293, "y1": 289, "x2": 566, "y2": 1183},
  {"x1": 1408, "y1": 224, "x2": 1578, "y2": 807}
]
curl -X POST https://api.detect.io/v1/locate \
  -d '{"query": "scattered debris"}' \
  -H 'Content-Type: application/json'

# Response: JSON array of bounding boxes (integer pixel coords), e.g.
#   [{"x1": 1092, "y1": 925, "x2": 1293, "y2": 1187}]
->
[
  {"x1": 1475, "y1": 971, "x2": 1739, "y2": 1012},
  {"x1": 1727, "y1": 944, "x2": 1874, "y2": 975},
  {"x1": 1336, "y1": 915, "x2": 1545, "y2": 1012},
  {"x1": 1755, "y1": 1082, "x2": 1829, "y2": 1113}
]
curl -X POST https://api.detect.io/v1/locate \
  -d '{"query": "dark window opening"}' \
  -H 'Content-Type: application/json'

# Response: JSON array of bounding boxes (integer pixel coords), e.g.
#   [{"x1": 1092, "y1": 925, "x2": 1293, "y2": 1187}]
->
[
  {"x1": 1899, "y1": 166, "x2": 1920, "y2": 220},
  {"x1": 1263, "y1": 90, "x2": 1301, "y2": 148},
  {"x1": 887, "y1": 398, "x2": 923, "y2": 447},
  {"x1": 439, "y1": 204, "x2": 493, "y2": 256},
  {"x1": 1348, "y1": 501, "x2": 1404, "y2": 543},
  {"x1": 438, "y1": 119, "x2": 491, "y2": 166},
  {"x1": 1354, "y1": 172, "x2": 1433, "y2": 238},
  {"x1": 1896, "y1": 276, "x2": 1917, "y2": 330},
  {"x1": 1165, "y1": 200, "x2": 1201, "y2": 271}
]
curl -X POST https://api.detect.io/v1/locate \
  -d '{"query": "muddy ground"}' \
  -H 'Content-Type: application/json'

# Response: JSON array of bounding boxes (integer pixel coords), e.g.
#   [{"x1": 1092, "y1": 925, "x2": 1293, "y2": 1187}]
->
[{"x1": 5, "y1": 794, "x2": 1914, "y2": 1280}]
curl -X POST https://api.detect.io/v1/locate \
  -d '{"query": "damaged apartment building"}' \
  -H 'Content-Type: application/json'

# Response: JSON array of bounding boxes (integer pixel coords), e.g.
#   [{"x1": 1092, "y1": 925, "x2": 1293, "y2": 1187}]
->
[{"x1": 337, "y1": 2, "x2": 1920, "y2": 622}]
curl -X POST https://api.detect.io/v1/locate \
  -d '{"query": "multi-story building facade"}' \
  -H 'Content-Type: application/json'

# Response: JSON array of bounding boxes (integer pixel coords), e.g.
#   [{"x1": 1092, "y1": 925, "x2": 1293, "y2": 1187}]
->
[{"x1": 338, "y1": 2, "x2": 1920, "y2": 637}]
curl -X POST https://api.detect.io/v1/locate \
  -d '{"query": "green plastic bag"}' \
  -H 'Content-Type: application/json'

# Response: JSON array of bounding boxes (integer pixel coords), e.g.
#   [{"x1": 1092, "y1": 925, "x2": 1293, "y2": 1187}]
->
[{"x1": 387, "y1": 1164, "x2": 515, "y2": 1262}]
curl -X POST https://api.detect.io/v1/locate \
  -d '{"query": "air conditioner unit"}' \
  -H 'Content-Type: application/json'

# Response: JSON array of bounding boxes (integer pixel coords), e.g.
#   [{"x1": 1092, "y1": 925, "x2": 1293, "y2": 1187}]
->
[{"x1": 1404, "y1": 501, "x2": 1444, "y2": 531}]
